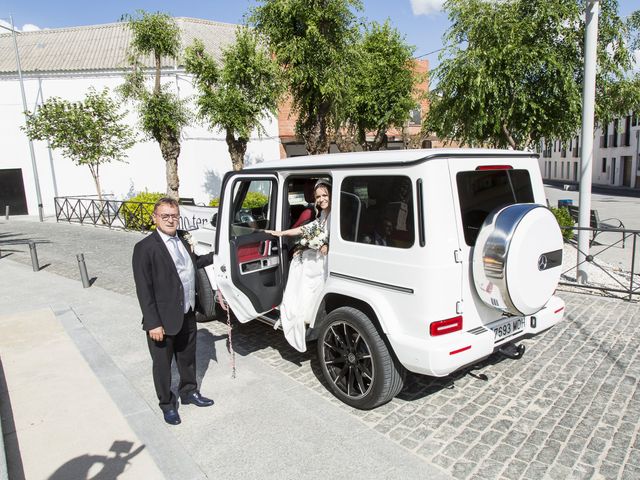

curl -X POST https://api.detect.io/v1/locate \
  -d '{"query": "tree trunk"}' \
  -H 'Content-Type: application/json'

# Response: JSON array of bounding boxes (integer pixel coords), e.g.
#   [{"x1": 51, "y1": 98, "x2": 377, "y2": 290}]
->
[
  {"x1": 226, "y1": 130, "x2": 248, "y2": 171},
  {"x1": 334, "y1": 127, "x2": 358, "y2": 153},
  {"x1": 301, "y1": 103, "x2": 330, "y2": 155},
  {"x1": 160, "y1": 135, "x2": 181, "y2": 199},
  {"x1": 502, "y1": 123, "x2": 517, "y2": 150},
  {"x1": 154, "y1": 54, "x2": 162, "y2": 94},
  {"x1": 367, "y1": 128, "x2": 388, "y2": 151},
  {"x1": 88, "y1": 164, "x2": 107, "y2": 224}
]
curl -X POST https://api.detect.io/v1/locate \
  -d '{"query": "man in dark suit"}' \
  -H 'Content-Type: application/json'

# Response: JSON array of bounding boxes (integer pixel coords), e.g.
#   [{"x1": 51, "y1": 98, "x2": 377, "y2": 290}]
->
[{"x1": 132, "y1": 197, "x2": 214, "y2": 425}]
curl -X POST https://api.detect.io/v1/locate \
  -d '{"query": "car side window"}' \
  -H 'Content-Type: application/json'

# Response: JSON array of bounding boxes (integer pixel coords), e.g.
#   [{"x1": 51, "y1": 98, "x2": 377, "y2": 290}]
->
[
  {"x1": 340, "y1": 176, "x2": 415, "y2": 248},
  {"x1": 230, "y1": 179, "x2": 274, "y2": 237}
]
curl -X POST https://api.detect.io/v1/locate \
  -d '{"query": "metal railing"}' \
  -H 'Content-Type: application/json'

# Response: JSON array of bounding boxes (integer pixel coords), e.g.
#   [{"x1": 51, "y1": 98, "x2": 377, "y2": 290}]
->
[
  {"x1": 559, "y1": 225, "x2": 639, "y2": 301},
  {"x1": 55, "y1": 196, "x2": 156, "y2": 231}
]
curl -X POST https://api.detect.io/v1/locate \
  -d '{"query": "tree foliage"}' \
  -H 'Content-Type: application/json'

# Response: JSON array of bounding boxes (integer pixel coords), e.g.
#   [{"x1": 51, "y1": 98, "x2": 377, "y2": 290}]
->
[
  {"x1": 250, "y1": 0, "x2": 362, "y2": 154},
  {"x1": 119, "y1": 11, "x2": 189, "y2": 198},
  {"x1": 336, "y1": 21, "x2": 419, "y2": 151},
  {"x1": 22, "y1": 88, "x2": 136, "y2": 202},
  {"x1": 185, "y1": 27, "x2": 283, "y2": 171},
  {"x1": 425, "y1": 0, "x2": 640, "y2": 150}
]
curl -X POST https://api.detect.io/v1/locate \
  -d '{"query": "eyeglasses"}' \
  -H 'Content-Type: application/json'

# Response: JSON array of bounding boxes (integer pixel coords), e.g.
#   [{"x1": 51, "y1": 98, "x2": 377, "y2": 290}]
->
[{"x1": 156, "y1": 214, "x2": 179, "y2": 221}]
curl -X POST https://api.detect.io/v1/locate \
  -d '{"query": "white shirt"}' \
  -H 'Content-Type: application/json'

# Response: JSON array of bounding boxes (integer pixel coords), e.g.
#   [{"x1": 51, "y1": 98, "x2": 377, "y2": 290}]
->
[{"x1": 157, "y1": 229, "x2": 196, "y2": 313}]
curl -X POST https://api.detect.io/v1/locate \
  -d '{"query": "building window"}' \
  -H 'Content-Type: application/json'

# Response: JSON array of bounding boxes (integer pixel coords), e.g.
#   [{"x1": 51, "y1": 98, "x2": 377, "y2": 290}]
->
[
  {"x1": 602, "y1": 158, "x2": 607, "y2": 173},
  {"x1": 408, "y1": 107, "x2": 421, "y2": 126}
]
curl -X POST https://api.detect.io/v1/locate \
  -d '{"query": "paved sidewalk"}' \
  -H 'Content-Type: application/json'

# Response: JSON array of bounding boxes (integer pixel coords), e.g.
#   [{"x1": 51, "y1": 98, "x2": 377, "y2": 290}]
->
[
  {"x1": 0, "y1": 308, "x2": 163, "y2": 479},
  {"x1": 2, "y1": 216, "x2": 640, "y2": 479}
]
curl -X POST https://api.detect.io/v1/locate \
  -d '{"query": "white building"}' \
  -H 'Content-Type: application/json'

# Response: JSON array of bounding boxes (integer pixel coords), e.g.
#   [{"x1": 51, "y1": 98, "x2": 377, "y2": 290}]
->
[
  {"x1": 0, "y1": 18, "x2": 281, "y2": 216},
  {"x1": 539, "y1": 114, "x2": 640, "y2": 190}
]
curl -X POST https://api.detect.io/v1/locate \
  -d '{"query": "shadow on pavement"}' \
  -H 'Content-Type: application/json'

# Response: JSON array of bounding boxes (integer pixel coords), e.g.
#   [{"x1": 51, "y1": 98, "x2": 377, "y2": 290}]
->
[{"x1": 48, "y1": 441, "x2": 145, "y2": 480}]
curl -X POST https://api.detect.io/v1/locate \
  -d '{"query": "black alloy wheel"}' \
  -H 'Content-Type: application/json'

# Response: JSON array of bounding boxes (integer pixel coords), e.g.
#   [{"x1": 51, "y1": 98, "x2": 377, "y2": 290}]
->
[
  {"x1": 318, "y1": 306, "x2": 405, "y2": 410},
  {"x1": 323, "y1": 321, "x2": 375, "y2": 400}
]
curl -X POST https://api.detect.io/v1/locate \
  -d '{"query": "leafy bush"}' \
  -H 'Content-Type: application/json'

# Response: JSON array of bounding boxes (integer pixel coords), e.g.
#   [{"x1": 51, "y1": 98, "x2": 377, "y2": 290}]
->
[
  {"x1": 550, "y1": 206, "x2": 574, "y2": 242},
  {"x1": 121, "y1": 191, "x2": 164, "y2": 230},
  {"x1": 209, "y1": 192, "x2": 268, "y2": 209}
]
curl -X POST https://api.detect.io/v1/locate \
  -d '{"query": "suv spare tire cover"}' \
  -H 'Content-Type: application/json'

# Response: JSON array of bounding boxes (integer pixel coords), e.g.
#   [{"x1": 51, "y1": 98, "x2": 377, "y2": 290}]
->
[{"x1": 472, "y1": 204, "x2": 563, "y2": 316}]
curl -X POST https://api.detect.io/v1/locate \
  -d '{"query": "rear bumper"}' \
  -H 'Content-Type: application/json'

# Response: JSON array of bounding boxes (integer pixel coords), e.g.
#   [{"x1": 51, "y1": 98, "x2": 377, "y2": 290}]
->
[{"x1": 387, "y1": 296, "x2": 566, "y2": 377}]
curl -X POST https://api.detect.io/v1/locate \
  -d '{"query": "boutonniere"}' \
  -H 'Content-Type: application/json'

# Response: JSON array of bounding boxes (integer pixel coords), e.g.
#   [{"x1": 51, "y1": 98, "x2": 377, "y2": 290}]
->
[{"x1": 182, "y1": 232, "x2": 195, "y2": 253}]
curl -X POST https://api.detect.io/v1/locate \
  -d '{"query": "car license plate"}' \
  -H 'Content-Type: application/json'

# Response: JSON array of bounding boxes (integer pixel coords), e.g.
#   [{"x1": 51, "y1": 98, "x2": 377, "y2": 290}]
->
[{"x1": 490, "y1": 316, "x2": 526, "y2": 343}]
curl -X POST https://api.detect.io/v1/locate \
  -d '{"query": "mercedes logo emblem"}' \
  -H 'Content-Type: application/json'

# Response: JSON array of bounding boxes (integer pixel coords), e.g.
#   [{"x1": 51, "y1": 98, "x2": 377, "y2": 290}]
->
[{"x1": 538, "y1": 254, "x2": 548, "y2": 271}]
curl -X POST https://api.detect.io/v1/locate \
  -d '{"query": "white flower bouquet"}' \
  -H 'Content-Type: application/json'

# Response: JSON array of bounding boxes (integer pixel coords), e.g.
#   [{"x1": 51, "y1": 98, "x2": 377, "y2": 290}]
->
[{"x1": 299, "y1": 223, "x2": 328, "y2": 250}]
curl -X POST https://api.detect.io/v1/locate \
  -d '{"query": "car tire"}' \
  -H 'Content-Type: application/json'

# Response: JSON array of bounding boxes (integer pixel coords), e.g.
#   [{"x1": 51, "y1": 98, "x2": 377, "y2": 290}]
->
[
  {"x1": 196, "y1": 268, "x2": 218, "y2": 322},
  {"x1": 317, "y1": 306, "x2": 405, "y2": 410}
]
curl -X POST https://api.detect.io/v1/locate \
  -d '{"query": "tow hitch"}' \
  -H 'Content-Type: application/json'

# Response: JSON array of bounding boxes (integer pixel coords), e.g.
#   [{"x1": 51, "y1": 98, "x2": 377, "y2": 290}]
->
[{"x1": 498, "y1": 343, "x2": 525, "y2": 360}]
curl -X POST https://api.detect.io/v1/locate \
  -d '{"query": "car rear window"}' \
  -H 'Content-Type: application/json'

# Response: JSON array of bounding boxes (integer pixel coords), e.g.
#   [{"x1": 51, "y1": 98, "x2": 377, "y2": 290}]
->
[{"x1": 457, "y1": 169, "x2": 534, "y2": 246}]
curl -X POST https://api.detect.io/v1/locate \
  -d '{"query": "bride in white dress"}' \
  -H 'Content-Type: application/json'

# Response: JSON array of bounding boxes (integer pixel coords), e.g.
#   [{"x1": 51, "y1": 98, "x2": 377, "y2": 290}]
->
[{"x1": 265, "y1": 179, "x2": 331, "y2": 352}]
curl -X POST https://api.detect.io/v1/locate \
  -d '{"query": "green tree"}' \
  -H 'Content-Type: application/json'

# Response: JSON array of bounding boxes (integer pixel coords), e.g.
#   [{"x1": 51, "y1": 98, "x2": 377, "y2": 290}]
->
[
  {"x1": 22, "y1": 88, "x2": 136, "y2": 203},
  {"x1": 250, "y1": 0, "x2": 362, "y2": 154},
  {"x1": 424, "y1": 0, "x2": 640, "y2": 150},
  {"x1": 335, "y1": 21, "x2": 419, "y2": 151},
  {"x1": 119, "y1": 11, "x2": 190, "y2": 198},
  {"x1": 184, "y1": 27, "x2": 283, "y2": 171}
]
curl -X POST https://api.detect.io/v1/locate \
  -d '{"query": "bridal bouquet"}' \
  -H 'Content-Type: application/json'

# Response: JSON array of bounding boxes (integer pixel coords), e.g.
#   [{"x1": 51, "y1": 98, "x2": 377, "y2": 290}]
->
[{"x1": 299, "y1": 222, "x2": 328, "y2": 250}]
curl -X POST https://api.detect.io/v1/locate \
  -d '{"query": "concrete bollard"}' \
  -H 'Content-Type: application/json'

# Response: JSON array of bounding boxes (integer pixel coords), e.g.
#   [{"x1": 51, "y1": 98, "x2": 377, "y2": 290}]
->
[
  {"x1": 5, "y1": 206, "x2": 8, "y2": 220},
  {"x1": 28, "y1": 241, "x2": 40, "y2": 272},
  {"x1": 76, "y1": 253, "x2": 91, "y2": 288}
]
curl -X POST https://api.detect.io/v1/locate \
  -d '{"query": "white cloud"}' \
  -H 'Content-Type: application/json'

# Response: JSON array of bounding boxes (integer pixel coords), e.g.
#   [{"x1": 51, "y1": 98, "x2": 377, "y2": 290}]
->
[
  {"x1": 410, "y1": 0, "x2": 446, "y2": 16},
  {"x1": 0, "y1": 20, "x2": 42, "y2": 33},
  {"x1": 21, "y1": 24, "x2": 41, "y2": 32}
]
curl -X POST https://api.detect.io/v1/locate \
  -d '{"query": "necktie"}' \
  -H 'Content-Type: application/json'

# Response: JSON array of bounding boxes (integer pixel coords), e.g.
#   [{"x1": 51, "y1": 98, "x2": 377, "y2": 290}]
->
[{"x1": 171, "y1": 237, "x2": 186, "y2": 269}]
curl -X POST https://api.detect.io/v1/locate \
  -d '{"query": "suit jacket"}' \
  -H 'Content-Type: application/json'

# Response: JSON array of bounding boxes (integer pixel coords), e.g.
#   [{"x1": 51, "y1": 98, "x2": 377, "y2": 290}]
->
[{"x1": 132, "y1": 230, "x2": 213, "y2": 335}]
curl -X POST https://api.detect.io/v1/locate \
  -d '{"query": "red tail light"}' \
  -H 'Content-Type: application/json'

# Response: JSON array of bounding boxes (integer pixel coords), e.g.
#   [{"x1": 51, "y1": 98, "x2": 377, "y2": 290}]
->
[
  {"x1": 430, "y1": 316, "x2": 463, "y2": 336},
  {"x1": 476, "y1": 165, "x2": 513, "y2": 171},
  {"x1": 554, "y1": 307, "x2": 564, "y2": 314}
]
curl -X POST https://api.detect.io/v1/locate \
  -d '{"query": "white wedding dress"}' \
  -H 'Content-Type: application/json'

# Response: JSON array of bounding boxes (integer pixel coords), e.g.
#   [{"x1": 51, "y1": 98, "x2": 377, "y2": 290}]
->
[{"x1": 280, "y1": 211, "x2": 330, "y2": 352}]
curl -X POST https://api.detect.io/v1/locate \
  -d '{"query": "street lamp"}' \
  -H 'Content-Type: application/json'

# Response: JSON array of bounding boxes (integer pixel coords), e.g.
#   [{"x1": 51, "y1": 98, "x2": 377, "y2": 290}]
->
[
  {"x1": 0, "y1": 15, "x2": 44, "y2": 221},
  {"x1": 577, "y1": 0, "x2": 600, "y2": 283}
]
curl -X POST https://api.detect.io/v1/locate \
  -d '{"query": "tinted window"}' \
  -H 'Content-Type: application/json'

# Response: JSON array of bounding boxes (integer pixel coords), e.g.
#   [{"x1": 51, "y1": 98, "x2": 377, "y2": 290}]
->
[
  {"x1": 457, "y1": 169, "x2": 534, "y2": 246},
  {"x1": 341, "y1": 176, "x2": 414, "y2": 248}
]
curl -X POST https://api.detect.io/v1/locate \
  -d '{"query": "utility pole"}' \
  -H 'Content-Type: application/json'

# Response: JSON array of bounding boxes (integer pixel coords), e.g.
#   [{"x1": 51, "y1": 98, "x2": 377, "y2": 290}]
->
[
  {"x1": 4, "y1": 15, "x2": 44, "y2": 221},
  {"x1": 577, "y1": 0, "x2": 599, "y2": 283}
]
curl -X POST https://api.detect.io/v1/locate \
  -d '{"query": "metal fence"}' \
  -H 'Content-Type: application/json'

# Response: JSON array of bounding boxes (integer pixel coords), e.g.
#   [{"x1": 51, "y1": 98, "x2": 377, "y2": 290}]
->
[
  {"x1": 559, "y1": 225, "x2": 639, "y2": 301},
  {"x1": 55, "y1": 195, "x2": 156, "y2": 231}
]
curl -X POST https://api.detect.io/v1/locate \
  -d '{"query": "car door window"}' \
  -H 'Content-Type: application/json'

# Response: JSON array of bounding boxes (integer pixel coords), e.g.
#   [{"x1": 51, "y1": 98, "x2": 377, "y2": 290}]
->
[{"x1": 230, "y1": 179, "x2": 274, "y2": 237}]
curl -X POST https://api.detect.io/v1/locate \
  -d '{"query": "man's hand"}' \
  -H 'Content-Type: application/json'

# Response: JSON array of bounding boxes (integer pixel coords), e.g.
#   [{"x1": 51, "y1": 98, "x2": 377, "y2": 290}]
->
[{"x1": 149, "y1": 326, "x2": 165, "y2": 342}]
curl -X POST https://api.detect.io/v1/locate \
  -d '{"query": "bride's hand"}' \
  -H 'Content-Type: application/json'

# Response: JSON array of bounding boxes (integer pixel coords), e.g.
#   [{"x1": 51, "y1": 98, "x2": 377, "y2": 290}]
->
[{"x1": 265, "y1": 230, "x2": 281, "y2": 237}]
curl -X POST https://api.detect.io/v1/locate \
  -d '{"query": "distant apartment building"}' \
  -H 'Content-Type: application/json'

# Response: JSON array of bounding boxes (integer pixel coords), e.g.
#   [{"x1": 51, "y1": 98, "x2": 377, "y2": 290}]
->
[{"x1": 539, "y1": 113, "x2": 640, "y2": 189}]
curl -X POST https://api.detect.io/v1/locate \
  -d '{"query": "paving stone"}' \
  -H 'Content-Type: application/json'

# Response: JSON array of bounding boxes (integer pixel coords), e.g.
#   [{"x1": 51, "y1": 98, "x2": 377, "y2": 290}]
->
[
  {"x1": 598, "y1": 461, "x2": 621, "y2": 480},
  {"x1": 451, "y1": 461, "x2": 475, "y2": 480},
  {"x1": 500, "y1": 459, "x2": 528, "y2": 480}
]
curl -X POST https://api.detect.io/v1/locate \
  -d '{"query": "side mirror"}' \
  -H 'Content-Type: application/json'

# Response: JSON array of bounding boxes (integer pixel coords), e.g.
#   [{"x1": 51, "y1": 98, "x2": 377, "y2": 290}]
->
[{"x1": 211, "y1": 213, "x2": 218, "y2": 227}]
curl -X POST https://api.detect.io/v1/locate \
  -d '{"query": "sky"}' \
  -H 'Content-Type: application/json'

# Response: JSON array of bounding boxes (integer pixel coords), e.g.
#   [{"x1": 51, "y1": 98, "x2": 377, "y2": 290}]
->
[{"x1": 1, "y1": 0, "x2": 638, "y2": 71}]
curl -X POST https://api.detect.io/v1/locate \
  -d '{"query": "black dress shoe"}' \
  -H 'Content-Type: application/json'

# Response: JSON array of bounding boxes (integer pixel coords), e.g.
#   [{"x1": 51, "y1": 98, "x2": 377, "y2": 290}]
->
[
  {"x1": 181, "y1": 391, "x2": 214, "y2": 407},
  {"x1": 163, "y1": 408, "x2": 181, "y2": 425}
]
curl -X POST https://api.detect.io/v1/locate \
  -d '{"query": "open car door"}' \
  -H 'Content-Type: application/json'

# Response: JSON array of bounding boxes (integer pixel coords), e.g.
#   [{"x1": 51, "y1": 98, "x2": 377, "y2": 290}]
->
[{"x1": 213, "y1": 173, "x2": 284, "y2": 323}]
